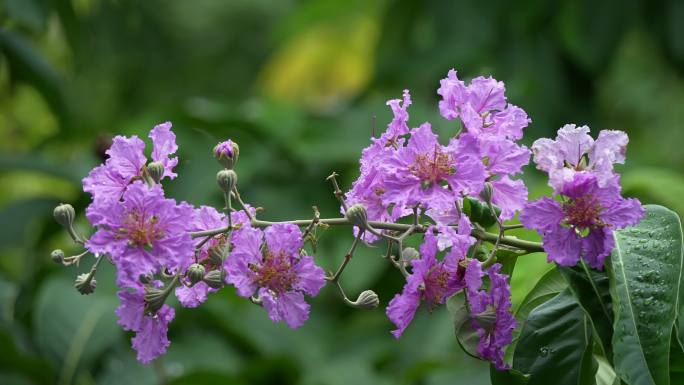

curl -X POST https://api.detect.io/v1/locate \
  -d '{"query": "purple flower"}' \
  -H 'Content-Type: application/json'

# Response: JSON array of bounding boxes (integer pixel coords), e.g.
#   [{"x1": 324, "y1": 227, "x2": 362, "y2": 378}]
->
[
  {"x1": 464, "y1": 262, "x2": 516, "y2": 370},
  {"x1": 425, "y1": 205, "x2": 475, "y2": 252},
  {"x1": 382, "y1": 123, "x2": 486, "y2": 211},
  {"x1": 116, "y1": 288, "x2": 175, "y2": 364},
  {"x1": 175, "y1": 282, "x2": 211, "y2": 308},
  {"x1": 520, "y1": 173, "x2": 643, "y2": 269},
  {"x1": 532, "y1": 124, "x2": 629, "y2": 190},
  {"x1": 224, "y1": 223, "x2": 325, "y2": 328},
  {"x1": 386, "y1": 229, "x2": 468, "y2": 338},
  {"x1": 83, "y1": 122, "x2": 179, "y2": 203},
  {"x1": 86, "y1": 181, "x2": 195, "y2": 286}
]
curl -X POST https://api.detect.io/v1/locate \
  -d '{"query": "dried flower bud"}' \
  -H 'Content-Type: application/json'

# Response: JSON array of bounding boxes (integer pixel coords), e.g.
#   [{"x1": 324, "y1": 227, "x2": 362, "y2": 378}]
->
[
  {"x1": 203, "y1": 270, "x2": 225, "y2": 289},
  {"x1": 53, "y1": 203, "x2": 75, "y2": 229},
  {"x1": 401, "y1": 247, "x2": 419, "y2": 261},
  {"x1": 213, "y1": 140, "x2": 240, "y2": 169},
  {"x1": 51, "y1": 249, "x2": 65, "y2": 264},
  {"x1": 351, "y1": 290, "x2": 379, "y2": 310},
  {"x1": 186, "y1": 263, "x2": 205, "y2": 286},
  {"x1": 74, "y1": 273, "x2": 96, "y2": 295},
  {"x1": 147, "y1": 161, "x2": 165, "y2": 184},
  {"x1": 217, "y1": 169, "x2": 238, "y2": 195},
  {"x1": 345, "y1": 203, "x2": 369, "y2": 230}
]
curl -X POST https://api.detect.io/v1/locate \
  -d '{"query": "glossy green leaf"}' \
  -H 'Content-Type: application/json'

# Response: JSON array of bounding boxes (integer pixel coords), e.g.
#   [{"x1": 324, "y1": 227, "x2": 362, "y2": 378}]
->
[
  {"x1": 595, "y1": 355, "x2": 618, "y2": 385},
  {"x1": 463, "y1": 196, "x2": 501, "y2": 228},
  {"x1": 513, "y1": 290, "x2": 597, "y2": 385},
  {"x1": 446, "y1": 291, "x2": 480, "y2": 359},
  {"x1": 608, "y1": 205, "x2": 682, "y2": 385},
  {"x1": 514, "y1": 267, "x2": 566, "y2": 321},
  {"x1": 490, "y1": 364, "x2": 529, "y2": 385},
  {"x1": 560, "y1": 262, "x2": 614, "y2": 360}
]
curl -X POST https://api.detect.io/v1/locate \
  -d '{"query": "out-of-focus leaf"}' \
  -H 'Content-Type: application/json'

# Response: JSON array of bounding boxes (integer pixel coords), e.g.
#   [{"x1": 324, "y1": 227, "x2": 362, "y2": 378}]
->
[
  {"x1": 559, "y1": 263, "x2": 613, "y2": 360},
  {"x1": 4, "y1": 0, "x2": 49, "y2": 31},
  {"x1": 33, "y1": 276, "x2": 121, "y2": 384},
  {"x1": 513, "y1": 290, "x2": 597, "y2": 385},
  {"x1": 0, "y1": 29, "x2": 67, "y2": 123},
  {"x1": 0, "y1": 153, "x2": 84, "y2": 184},
  {"x1": 0, "y1": 328, "x2": 54, "y2": 384},
  {"x1": 608, "y1": 205, "x2": 682, "y2": 385},
  {"x1": 168, "y1": 370, "x2": 243, "y2": 385},
  {"x1": 514, "y1": 267, "x2": 565, "y2": 320},
  {"x1": 622, "y1": 168, "x2": 684, "y2": 218},
  {"x1": 0, "y1": 197, "x2": 59, "y2": 250}
]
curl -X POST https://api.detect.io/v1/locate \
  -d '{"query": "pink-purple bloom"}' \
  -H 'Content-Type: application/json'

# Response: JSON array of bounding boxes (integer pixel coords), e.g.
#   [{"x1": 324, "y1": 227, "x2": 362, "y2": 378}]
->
[
  {"x1": 532, "y1": 124, "x2": 629, "y2": 191},
  {"x1": 83, "y1": 122, "x2": 179, "y2": 203},
  {"x1": 386, "y1": 228, "x2": 470, "y2": 338},
  {"x1": 381, "y1": 123, "x2": 486, "y2": 211},
  {"x1": 225, "y1": 223, "x2": 326, "y2": 328},
  {"x1": 86, "y1": 181, "x2": 195, "y2": 287},
  {"x1": 214, "y1": 140, "x2": 236, "y2": 158},
  {"x1": 520, "y1": 172, "x2": 643, "y2": 269},
  {"x1": 464, "y1": 260, "x2": 516, "y2": 370},
  {"x1": 116, "y1": 288, "x2": 175, "y2": 364}
]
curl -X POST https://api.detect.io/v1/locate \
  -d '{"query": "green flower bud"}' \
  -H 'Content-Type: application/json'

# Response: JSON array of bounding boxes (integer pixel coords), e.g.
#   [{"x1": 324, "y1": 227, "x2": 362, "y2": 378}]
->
[
  {"x1": 351, "y1": 290, "x2": 379, "y2": 310},
  {"x1": 217, "y1": 169, "x2": 238, "y2": 195},
  {"x1": 186, "y1": 263, "x2": 205, "y2": 286},
  {"x1": 74, "y1": 273, "x2": 96, "y2": 295},
  {"x1": 203, "y1": 270, "x2": 225, "y2": 289},
  {"x1": 147, "y1": 161, "x2": 165, "y2": 184},
  {"x1": 213, "y1": 140, "x2": 240, "y2": 169},
  {"x1": 345, "y1": 203, "x2": 369, "y2": 230},
  {"x1": 51, "y1": 249, "x2": 65, "y2": 264},
  {"x1": 53, "y1": 203, "x2": 75, "y2": 229},
  {"x1": 208, "y1": 245, "x2": 226, "y2": 266},
  {"x1": 401, "y1": 247, "x2": 420, "y2": 261},
  {"x1": 481, "y1": 182, "x2": 494, "y2": 206},
  {"x1": 144, "y1": 286, "x2": 167, "y2": 314}
]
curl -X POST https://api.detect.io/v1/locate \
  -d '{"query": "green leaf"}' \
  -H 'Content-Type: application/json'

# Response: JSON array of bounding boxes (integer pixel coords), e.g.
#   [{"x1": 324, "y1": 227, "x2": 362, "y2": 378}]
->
[
  {"x1": 608, "y1": 205, "x2": 683, "y2": 385},
  {"x1": 513, "y1": 289, "x2": 597, "y2": 385},
  {"x1": 446, "y1": 291, "x2": 480, "y2": 360},
  {"x1": 559, "y1": 262, "x2": 614, "y2": 360},
  {"x1": 490, "y1": 364, "x2": 529, "y2": 385},
  {"x1": 595, "y1": 355, "x2": 618, "y2": 385},
  {"x1": 33, "y1": 276, "x2": 121, "y2": 385},
  {"x1": 514, "y1": 267, "x2": 566, "y2": 320},
  {"x1": 463, "y1": 196, "x2": 501, "y2": 228}
]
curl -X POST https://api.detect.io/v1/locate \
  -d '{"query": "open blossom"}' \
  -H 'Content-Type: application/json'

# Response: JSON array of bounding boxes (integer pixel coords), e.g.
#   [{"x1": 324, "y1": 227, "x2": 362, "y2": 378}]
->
[
  {"x1": 464, "y1": 260, "x2": 516, "y2": 370},
  {"x1": 381, "y1": 123, "x2": 486, "y2": 211},
  {"x1": 532, "y1": 124, "x2": 629, "y2": 190},
  {"x1": 520, "y1": 172, "x2": 643, "y2": 269},
  {"x1": 225, "y1": 223, "x2": 325, "y2": 328},
  {"x1": 437, "y1": 70, "x2": 531, "y2": 219},
  {"x1": 83, "y1": 122, "x2": 179, "y2": 203},
  {"x1": 386, "y1": 228, "x2": 469, "y2": 338},
  {"x1": 86, "y1": 181, "x2": 195, "y2": 286},
  {"x1": 116, "y1": 288, "x2": 175, "y2": 364}
]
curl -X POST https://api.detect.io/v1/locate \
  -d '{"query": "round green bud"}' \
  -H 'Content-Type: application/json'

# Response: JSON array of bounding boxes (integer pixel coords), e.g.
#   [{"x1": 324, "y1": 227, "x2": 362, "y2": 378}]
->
[
  {"x1": 186, "y1": 263, "x2": 205, "y2": 286},
  {"x1": 203, "y1": 270, "x2": 225, "y2": 289},
  {"x1": 481, "y1": 182, "x2": 494, "y2": 205},
  {"x1": 74, "y1": 273, "x2": 96, "y2": 295},
  {"x1": 53, "y1": 203, "x2": 75, "y2": 229},
  {"x1": 217, "y1": 169, "x2": 238, "y2": 195},
  {"x1": 401, "y1": 247, "x2": 420, "y2": 261},
  {"x1": 51, "y1": 249, "x2": 65, "y2": 264},
  {"x1": 143, "y1": 286, "x2": 167, "y2": 314},
  {"x1": 147, "y1": 161, "x2": 165, "y2": 184},
  {"x1": 345, "y1": 203, "x2": 369, "y2": 230},
  {"x1": 352, "y1": 290, "x2": 379, "y2": 310}
]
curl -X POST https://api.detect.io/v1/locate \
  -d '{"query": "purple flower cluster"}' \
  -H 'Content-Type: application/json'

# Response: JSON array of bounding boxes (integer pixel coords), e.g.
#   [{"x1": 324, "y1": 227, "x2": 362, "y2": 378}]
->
[
  {"x1": 225, "y1": 223, "x2": 326, "y2": 328},
  {"x1": 522, "y1": 125, "x2": 644, "y2": 268},
  {"x1": 464, "y1": 260, "x2": 516, "y2": 370}
]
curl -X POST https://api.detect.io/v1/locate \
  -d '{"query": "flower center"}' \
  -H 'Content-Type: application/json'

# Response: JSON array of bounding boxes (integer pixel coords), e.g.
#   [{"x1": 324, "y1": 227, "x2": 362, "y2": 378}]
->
[
  {"x1": 562, "y1": 194, "x2": 603, "y2": 229},
  {"x1": 119, "y1": 211, "x2": 164, "y2": 248},
  {"x1": 410, "y1": 147, "x2": 454, "y2": 186},
  {"x1": 423, "y1": 266, "x2": 450, "y2": 307},
  {"x1": 254, "y1": 251, "x2": 297, "y2": 293}
]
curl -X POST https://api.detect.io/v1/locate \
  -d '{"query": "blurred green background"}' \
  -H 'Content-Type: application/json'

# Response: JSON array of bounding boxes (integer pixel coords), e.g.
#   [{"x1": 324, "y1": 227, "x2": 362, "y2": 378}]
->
[{"x1": 1, "y1": 0, "x2": 684, "y2": 384}]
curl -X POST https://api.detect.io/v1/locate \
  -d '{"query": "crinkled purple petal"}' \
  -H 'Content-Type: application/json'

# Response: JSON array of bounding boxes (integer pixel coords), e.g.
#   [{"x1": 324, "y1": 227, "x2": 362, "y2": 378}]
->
[
  {"x1": 520, "y1": 197, "x2": 564, "y2": 233},
  {"x1": 131, "y1": 305, "x2": 175, "y2": 364},
  {"x1": 491, "y1": 176, "x2": 528, "y2": 220},
  {"x1": 105, "y1": 135, "x2": 147, "y2": 180},
  {"x1": 259, "y1": 288, "x2": 310, "y2": 329},
  {"x1": 582, "y1": 228, "x2": 615, "y2": 270},
  {"x1": 386, "y1": 290, "x2": 421, "y2": 338},
  {"x1": 542, "y1": 227, "x2": 583, "y2": 266},
  {"x1": 293, "y1": 254, "x2": 326, "y2": 296},
  {"x1": 264, "y1": 223, "x2": 302, "y2": 257},
  {"x1": 437, "y1": 69, "x2": 468, "y2": 120},
  {"x1": 175, "y1": 281, "x2": 212, "y2": 308},
  {"x1": 149, "y1": 122, "x2": 179, "y2": 179},
  {"x1": 467, "y1": 76, "x2": 507, "y2": 113}
]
